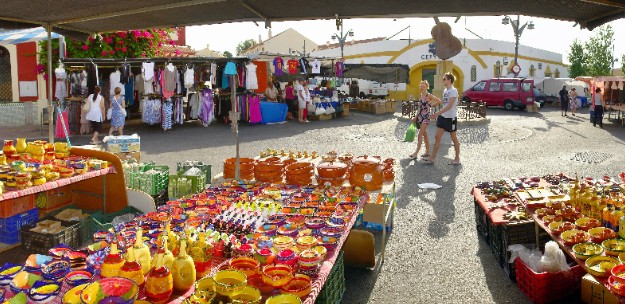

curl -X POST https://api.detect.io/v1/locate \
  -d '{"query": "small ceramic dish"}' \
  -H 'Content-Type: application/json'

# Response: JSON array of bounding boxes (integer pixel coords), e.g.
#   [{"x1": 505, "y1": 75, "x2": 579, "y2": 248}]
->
[
  {"x1": 603, "y1": 238, "x2": 625, "y2": 256},
  {"x1": 28, "y1": 280, "x2": 61, "y2": 303},
  {"x1": 585, "y1": 255, "x2": 620, "y2": 277},
  {"x1": 212, "y1": 269, "x2": 247, "y2": 297},
  {"x1": 572, "y1": 243, "x2": 604, "y2": 260}
]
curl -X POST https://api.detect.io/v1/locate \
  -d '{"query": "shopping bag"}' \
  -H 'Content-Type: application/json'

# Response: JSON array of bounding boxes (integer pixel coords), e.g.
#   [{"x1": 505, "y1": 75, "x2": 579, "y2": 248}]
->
[
  {"x1": 55, "y1": 110, "x2": 69, "y2": 139},
  {"x1": 404, "y1": 123, "x2": 417, "y2": 142},
  {"x1": 106, "y1": 108, "x2": 112, "y2": 120}
]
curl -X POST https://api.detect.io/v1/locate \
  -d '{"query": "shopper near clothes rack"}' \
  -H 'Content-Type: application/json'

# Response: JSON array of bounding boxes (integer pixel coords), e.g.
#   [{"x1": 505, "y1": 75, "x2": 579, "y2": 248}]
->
[
  {"x1": 297, "y1": 79, "x2": 311, "y2": 123},
  {"x1": 284, "y1": 80, "x2": 296, "y2": 120},
  {"x1": 85, "y1": 86, "x2": 105, "y2": 144},
  {"x1": 271, "y1": 75, "x2": 283, "y2": 102},
  {"x1": 108, "y1": 87, "x2": 126, "y2": 136}
]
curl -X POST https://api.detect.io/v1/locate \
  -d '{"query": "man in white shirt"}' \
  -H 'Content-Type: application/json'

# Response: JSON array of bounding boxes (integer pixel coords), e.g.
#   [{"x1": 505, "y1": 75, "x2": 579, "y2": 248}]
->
[{"x1": 425, "y1": 72, "x2": 460, "y2": 165}]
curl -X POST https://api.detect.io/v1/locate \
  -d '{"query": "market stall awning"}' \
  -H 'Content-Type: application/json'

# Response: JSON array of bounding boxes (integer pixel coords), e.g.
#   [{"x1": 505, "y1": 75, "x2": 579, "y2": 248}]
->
[
  {"x1": 0, "y1": 27, "x2": 60, "y2": 45},
  {"x1": 343, "y1": 64, "x2": 410, "y2": 84},
  {"x1": 0, "y1": 0, "x2": 623, "y2": 39}
]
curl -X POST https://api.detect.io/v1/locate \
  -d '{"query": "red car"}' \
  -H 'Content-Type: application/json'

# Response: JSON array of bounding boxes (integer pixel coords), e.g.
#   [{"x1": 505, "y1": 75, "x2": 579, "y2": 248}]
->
[{"x1": 462, "y1": 78, "x2": 535, "y2": 110}]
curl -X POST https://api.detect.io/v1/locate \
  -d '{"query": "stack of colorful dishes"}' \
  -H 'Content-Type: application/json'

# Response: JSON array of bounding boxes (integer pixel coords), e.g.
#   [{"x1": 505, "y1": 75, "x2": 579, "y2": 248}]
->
[
  {"x1": 285, "y1": 162, "x2": 313, "y2": 186},
  {"x1": 224, "y1": 158, "x2": 255, "y2": 180},
  {"x1": 255, "y1": 158, "x2": 284, "y2": 183}
]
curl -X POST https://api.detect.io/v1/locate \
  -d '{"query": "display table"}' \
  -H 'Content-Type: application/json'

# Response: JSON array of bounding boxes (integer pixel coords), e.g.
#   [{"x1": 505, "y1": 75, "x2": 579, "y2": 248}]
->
[{"x1": 260, "y1": 101, "x2": 288, "y2": 124}]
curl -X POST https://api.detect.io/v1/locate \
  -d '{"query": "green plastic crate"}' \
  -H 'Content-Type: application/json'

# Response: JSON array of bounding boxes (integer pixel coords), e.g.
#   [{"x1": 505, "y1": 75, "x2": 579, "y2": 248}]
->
[
  {"x1": 177, "y1": 161, "x2": 211, "y2": 183},
  {"x1": 168, "y1": 175, "x2": 193, "y2": 200},
  {"x1": 133, "y1": 165, "x2": 169, "y2": 195},
  {"x1": 90, "y1": 206, "x2": 142, "y2": 234},
  {"x1": 315, "y1": 251, "x2": 345, "y2": 304},
  {"x1": 179, "y1": 174, "x2": 206, "y2": 194}
]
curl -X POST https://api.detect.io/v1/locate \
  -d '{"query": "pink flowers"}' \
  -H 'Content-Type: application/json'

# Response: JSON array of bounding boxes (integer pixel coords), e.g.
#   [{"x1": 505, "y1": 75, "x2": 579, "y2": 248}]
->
[
  {"x1": 174, "y1": 49, "x2": 182, "y2": 56},
  {"x1": 121, "y1": 47, "x2": 127, "y2": 52},
  {"x1": 81, "y1": 45, "x2": 89, "y2": 51},
  {"x1": 101, "y1": 51, "x2": 108, "y2": 56}
]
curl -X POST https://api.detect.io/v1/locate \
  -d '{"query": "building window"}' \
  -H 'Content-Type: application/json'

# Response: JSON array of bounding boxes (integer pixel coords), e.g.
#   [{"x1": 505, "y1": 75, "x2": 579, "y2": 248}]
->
[
  {"x1": 538, "y1": 63, "x2": 542, "y2": 70},
  {"x1": 554, "y1": 69, "x2": 560, "y2": 78},
  {"x1": 544, "y1": 65, "x2": 552, "y2": 78},
  {"x1": 0, "y1": 46, "x2": 11, "y2": 102},
  {"x1": 529, "y1": 65, "x2": 535, "y2": 77},
  {"x1": 471, "y1": 65, "x2": 476, "y2": 82}
]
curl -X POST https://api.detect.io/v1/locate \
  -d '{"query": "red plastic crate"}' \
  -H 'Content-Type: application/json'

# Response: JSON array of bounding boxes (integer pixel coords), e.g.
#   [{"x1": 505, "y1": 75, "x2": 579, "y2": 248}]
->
[{"x1": 515, "y1": 258, "x2": 585, "y2": 304}]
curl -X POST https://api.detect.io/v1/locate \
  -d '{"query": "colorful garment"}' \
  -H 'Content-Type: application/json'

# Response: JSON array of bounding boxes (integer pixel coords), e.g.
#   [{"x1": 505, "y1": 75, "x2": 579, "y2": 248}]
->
[
  {"x1": 199, "y1": 88, "x2": 215, "y2": 127},
  {"x1": 273, "y1": 57, "x2": 284, "y2": 76},
  {"x1": 299, "y1": 57, "x2": 309, "y2": 74},
  {"x1": 110, "y1": 95, "x2": 125, "y2": 128},
  {"x1": 287, "y1": 60, "x2": 299, "y2": 74},
  {"x1": 162, "y1": 99, "x2": 173, "y2": 130},
  {"x1": 417, "y1": 96, "x2": 431, "y2": 125},
  {"x1": 245, "y1": 63, "x2": 258, "y2": 90},
  {"x1": 248, "y1": 95, "x2": 262, "y2": 124},
  {"x1": 335, "y1": 61, "x2": 344, "y2": 77},
  {"x1": 55, "y1": 68, "x2": 67, "y2": 101}
]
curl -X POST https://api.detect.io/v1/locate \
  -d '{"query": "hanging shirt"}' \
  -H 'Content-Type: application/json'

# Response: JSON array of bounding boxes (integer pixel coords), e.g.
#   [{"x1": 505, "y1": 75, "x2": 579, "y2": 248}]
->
[
  {"x1": 120, "y1": 63, "x2": 131, "y2": 84},
  {"x1": 109, "y1": 70, "x2": 123, "y2": 97},
  {"x1": 310, "y1": 60, "x2": 321, "y2": 74},
  {"x1": 273, "y1": 57, "x2": 284, "y2": 76},
  {"x1": 299, "y1": 57, "x2": 309, "y2": 74},
  {"x1": 335, "y1": 61, "x2": 345, "y2": 77},
  {"x1": 210, "y1": 63, "x2": 217, "y2": 85},
  {"x1": 287, "y1": 59, "x2": 299, "y2": 74},
  {"x1": 245, "y1": 63, "x2": 258, "y2": 90},
  {"x1": 184, "y1": 67, "x2": 195, "y2": 89}
]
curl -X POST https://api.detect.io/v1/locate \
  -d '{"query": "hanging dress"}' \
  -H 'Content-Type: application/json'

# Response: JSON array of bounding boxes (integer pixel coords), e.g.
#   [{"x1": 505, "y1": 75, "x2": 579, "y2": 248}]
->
[
  {"x1": 199, "y1": 88, "x2": 214, "y2": 127},
  {"x1": 55, "y1": 68, "x2": 67, "y2": 101},
  {"x1": 245, "y1": 63, "x2": 258, "y2": 90},
  {"x1": 162, "y1": 99, "x2": 173, "y2": 130},
  {"x1": 142, "y1": 62, "x2": 155, "y2": 94},
  {"x1": 248, "y1": 95, "x2": 262, "y2": 124}
]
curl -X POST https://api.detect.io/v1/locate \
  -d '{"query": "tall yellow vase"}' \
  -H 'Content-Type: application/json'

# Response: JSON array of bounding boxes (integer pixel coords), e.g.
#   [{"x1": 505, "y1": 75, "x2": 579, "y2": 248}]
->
[
  {"x1": 172, "y1": 239, "x2": 196, "y2": 291},
  {"x1": 101, "y1": 241, "x2": 125, "y2": 278},
  {"x1": 133, "y1": 228, "x2": 152, "y2": 275}
]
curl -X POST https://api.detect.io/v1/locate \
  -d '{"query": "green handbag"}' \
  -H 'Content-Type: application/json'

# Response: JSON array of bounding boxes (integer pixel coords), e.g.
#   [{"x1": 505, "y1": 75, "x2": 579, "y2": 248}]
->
[{"x1": 404, "y1": 123, "x2": 417, "y2": 142}]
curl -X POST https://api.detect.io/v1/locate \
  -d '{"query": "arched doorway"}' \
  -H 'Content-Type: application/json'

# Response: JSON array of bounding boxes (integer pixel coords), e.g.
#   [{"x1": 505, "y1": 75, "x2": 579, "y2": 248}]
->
[
  {"x1": 407, "y1": 61, "x2": 464, "y2": 97},
  {"x1": 0, "y1": 46, "x2": 11, "y2": 102}
]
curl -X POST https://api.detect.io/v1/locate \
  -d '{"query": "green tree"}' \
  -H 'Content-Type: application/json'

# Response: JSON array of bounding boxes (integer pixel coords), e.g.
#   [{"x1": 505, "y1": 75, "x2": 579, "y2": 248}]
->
[
  {"x1": 584, "y1": 25, "x2": 614, "y2": 76},
  {"x1": 621, "y1": 53, "x2": 625, "y2": 74},
  {"x1": 567, "y1": 39, "x2": 587, "y2": 78},
  {"x1": 236, "y1": 39, "x2": 257, "y2": 55},
  {"x1": 223, "y1": 51, "x2": 233, "y2": 58}
]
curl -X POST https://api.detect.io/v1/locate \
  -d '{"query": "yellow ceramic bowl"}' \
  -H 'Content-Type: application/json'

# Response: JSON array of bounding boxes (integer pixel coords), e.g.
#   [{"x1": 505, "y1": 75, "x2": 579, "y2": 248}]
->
[
  {"x1": 273, "y1": 236, "x2": 294, "y2": 252},
  {"x1": 561, "y1": 229, "x2": 589, "y2": 246},
  {"x1": 212, "y1": 270, "x2": 247, "y2": 297},
  {"x1": 62, "y1": 283, "x2": 87, "y2": 304},
  {"x1": 573, "y1": 243, "x2": 604, "y2": 260},
  {"x1": 266, "y1": 294, "x2": 303, "y2": 304},
  {"x1": 603, "y1": 239, "x2": 625, "y2": 256},
  {"x1": 618, "y1": 252, "x2": 625, "y2": 265},
  {"x1": 585, "y1": 255, "x2": 620, "y2": 277},
  {"x1": 230, "y1": 285, "x2": 262, "y2": 304}
]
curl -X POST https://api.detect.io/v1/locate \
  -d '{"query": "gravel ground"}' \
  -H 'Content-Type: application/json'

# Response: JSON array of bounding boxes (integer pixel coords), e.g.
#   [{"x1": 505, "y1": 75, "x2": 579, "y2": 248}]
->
[{"x1": 2, "y1": 105, "x2": 622, "y2": 303}]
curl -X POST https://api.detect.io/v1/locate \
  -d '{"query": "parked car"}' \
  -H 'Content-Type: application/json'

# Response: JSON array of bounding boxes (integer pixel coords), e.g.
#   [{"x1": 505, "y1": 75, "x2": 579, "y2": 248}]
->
[{"x1": 462, "y1": 78, "x2": 535, "y2": 110}]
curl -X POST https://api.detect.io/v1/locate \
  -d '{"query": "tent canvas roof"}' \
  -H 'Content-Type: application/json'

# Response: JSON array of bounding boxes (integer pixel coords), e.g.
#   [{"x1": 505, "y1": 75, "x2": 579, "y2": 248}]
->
[{"x1": 0, "y1": 0, "x2": 623, "y2": 40}]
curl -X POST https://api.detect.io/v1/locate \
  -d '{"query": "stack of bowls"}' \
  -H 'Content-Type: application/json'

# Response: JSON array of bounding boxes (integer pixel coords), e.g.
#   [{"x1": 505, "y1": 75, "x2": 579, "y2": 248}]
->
[
  {"x1": 285, "y1": 162, "x2": 314, "y2": 186},
  {"x1": 224, "y1": 158, "x2": 255, "y2": 180},
  {"x1": 254, "y1": 158, "x2": 284, "y2": 183}
]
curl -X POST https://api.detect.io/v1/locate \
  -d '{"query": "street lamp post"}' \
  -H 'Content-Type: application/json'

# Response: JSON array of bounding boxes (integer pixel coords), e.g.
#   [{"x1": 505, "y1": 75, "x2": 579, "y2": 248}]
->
[
  {"x1": 501, "y1": 15, "x2": 534, "y2": 76},
  {"x1": 331, "y1": 20, "x2": 354, "y2": 58}
]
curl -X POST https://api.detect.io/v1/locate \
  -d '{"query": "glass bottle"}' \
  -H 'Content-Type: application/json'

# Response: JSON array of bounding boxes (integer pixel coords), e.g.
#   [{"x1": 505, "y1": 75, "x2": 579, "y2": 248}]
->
[
  {"x1": 590, "y1": 190, "x2": 601, "y2": 220},
  {"x1": 145, "y1": 247, "x2": 173, "y2": 302},
  {"x1": 612, "y1": 207, "x2": 624, "y2": 233},
  {"x1": 120, "y1": 246, "x2": 145, "y2": 288},
  {"x1": 172, "y1": 237, "x2": 196, "y2": 291},
  {"x1": 101, "y1": 240, "x2": 125, "y2": 278},
  {"x1": 603, "y1": 204, "x2": 614, "y2": 229},
  {"x1": 570, "y1": 175, "x2": 580, "y2": 211},
  {"x1": 133, "y1": 228, "x2": 152, "y2": 275}
]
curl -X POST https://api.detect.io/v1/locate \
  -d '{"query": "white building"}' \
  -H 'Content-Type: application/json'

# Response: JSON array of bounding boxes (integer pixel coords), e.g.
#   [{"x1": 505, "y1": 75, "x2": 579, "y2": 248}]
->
[
  {"x1": 312, "y1": 38, "x2": 568, "y2": 100},
  {"x1": 243, "y1": 28, "x2": 318, "y2": 55}
]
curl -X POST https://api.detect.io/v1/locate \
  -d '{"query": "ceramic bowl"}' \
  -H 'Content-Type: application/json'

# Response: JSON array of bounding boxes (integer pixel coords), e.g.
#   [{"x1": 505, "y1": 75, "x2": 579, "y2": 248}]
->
[
  {"x1": 561, "y1": 229, "x2": 589, "y2": 246},
  {"x1": 280, "y1": 274, "x2": 312, "y2": 299},
  {"x1": 0, "y1": 263, "x2": 24, "y2": 287},
  {"x1": 603, "y1": 238, "x2": 625, "y2": 256},
  {"x1": 212, "y1": 270, "x2": 247, "y2": 297},
  {"x1": 229, "y1": 257, "x2": 260, "y2": 278},
  {"x1": 64, "y1": 270, "x2": 93, "y2": 287},
  {"x1": 41, "y1": 259, "x2": 70, "y2": 282},
  {"x1": 611, "y1": 264, "x2": 625, "y2": 284},
  {"x1": 585, "y1": 255, "x2": 620, "y2": 277},
  {"x1": 589, "y1": 227, "x2": 617, "y2": 243},
  {"x1": 28, "y1": 280, "x2": 61, "y2": 303},
  {"x1": 572, "y1": 243, "x2": 604, "y2": 260},
  {"x1": 230, "y1": 285, "x2": 262, "y2": 304},
  {"x1": 575, "y1": 218, "x2": 601, "y2": 231},
  {"x1": 318, "y1": 236, "x2": 339, "y2": 251},
  {"x1": 273, "y1": 236, "x2": 294, "y2": 252},
  {"x1": 265, "y1": 294, "x2": 303, "y2": 304},
  {"x1": 62, "y1": 283, "x2": 87, "y2": 304},
  {"x1": 80, "y1": 277, "x2": 139, "y2": 304},
  {"x1": 262, "y1": 264, "x2": 293, "y2": 288},
  {"x1": 608, "y1": 275, "x2": 625, "y2": 296}
]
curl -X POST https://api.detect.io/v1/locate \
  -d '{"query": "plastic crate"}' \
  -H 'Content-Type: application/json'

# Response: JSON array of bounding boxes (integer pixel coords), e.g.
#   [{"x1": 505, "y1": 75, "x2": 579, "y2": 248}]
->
[
  {"x1": 0, "y1": 194, "x2": 35, "y2": 218},
  {"x1": 168, "y1": 175, "x2": 194, "y2": 200},
  {"x1": 515, "y1": 258, "x2": 585, "y2": 304},
  {"x1": 0, "y1": 233, "x2": 21, "y2": 245},
  {"x1": 91, "y1": 206, "x2": 142, "y2": 234},
  {"x1": 177, "y1": 161, "x2": 211, "y2": 183},
  {"x1": 487, "y1": 219, "x2": 502, "y2": 265},
  {"x1": 502, "y1": 231, "x2": 552, "y2": 281},
  {"x1": 179, "y1": 174, "x2": 206, "y2": 194},
  {"x1": 315, "y1": 251, "x2": 345, "y2": 304},
  {"x1": 0, "y1": 208, "x2": 38, "y2": 233},
  {"x1": 47, "y1": 205, "x2": 93, "y2": 245},
  {"x1": 21, "y1": 222, "x2": 79, "y2": 253},
  {"x1": 474, "y1": 200, "x2": 489, "y2": 242},
  {"x1": 133, "y1": 165, "x2": 169, "y2": 195}
]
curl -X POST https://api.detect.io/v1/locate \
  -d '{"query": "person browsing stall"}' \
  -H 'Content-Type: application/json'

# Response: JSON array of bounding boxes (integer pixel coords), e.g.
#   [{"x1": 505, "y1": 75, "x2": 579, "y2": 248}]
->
[
  {"x1": 265, "y1": 81, "x2": 279, "y2": 102},
  {"x1": 424, "y1": 73, "x2": 461, "y2": 165},
  {"x1": 85, "y1": 86, "x2": 106, "y2": 144},
  {"x1": 409, "y1": 80, "x2": 441, "y2": 160}
]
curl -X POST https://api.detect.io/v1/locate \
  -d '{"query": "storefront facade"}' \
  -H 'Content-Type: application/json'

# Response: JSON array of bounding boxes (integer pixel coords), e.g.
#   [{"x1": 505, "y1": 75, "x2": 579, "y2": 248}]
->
[{"x1": 312, "y1": 38, "x2": 568, "y2": 100}]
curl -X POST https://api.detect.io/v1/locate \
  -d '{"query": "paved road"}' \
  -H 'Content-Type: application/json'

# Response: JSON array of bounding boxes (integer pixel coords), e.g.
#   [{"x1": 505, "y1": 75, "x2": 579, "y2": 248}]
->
[{"x1": 2, "y1": 105, "x2": 622, "y2": 303}]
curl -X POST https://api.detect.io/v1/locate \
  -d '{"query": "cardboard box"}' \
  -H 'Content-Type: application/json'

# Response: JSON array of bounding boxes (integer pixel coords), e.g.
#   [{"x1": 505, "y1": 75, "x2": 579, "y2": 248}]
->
[
  {"x1": 0, "y1": 194, "x2": 35, "y2": 218},
  {"x1": 371, "y1": 102, "x2": 386, "y2": 114},
  {"x1": 581, "y1": 273, "x2": 619, "y2": 304},
  {"x1": 37, "y1": 219, "x2": 61, "y2": 230},
  {"x1": 317, "y1": 113, "x2": 332, "y2": 120},
  {"x1": 363, "y1": 192, "x2": 395, "y2": 227},
  {"x1": 106, "y1": 135, "x2": 140, "y2": 153},
  {"x1": 35, "y1": 187, "x2": 71, "y2": 211},
  {"x1": 387, "y1": 101, "x2": 397, "y2": 113},
  {"x1": 526, "y1": 104, "x2": 539, "y2": 113},
  {"x1": 342, "y1": 105, "x2": 350, "y2": 116},
  {"x1": 115, "y1": 151, "x2": 141, "y2": 162}
]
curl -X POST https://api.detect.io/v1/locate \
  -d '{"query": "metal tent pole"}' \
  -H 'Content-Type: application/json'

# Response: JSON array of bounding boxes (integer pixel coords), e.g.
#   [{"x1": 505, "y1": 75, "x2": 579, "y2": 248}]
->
[
  {"x1": 46, "y1": 23, "x2": 54, "y2": 143},
  {"x1": 230, "y1": 75, "x2": 240, "y2": 180}
]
